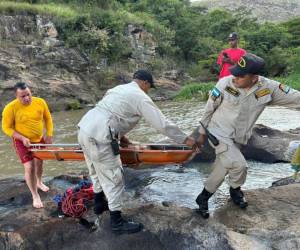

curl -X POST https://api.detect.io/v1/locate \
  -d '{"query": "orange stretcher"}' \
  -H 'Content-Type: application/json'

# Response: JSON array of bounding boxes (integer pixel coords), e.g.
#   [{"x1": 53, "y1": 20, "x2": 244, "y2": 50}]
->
[{"x1": 29, "y1": 143, "x2": 195, "y2": 167}]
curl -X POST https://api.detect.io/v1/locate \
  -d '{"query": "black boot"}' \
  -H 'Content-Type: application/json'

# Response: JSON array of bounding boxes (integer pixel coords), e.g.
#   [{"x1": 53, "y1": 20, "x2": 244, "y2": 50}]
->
[
  {"x1": 94, "y1": 192, "x2": 109, "y2": 215},
  {"x1": 110, "y1": 211, "x2": 143, "y2": 234},
  {"x1": 195, "y1": 188, "x2": 213, "y2": 219},
  {"x1": 229, "y1": 187, "x2": 248, "y2": 209}
]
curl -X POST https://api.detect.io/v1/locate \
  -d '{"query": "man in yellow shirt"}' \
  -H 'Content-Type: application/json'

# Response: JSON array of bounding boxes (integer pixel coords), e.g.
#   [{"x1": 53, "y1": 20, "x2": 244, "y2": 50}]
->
[{"x1": 2, "y1": 82, "x2": 53, "y2": 208}]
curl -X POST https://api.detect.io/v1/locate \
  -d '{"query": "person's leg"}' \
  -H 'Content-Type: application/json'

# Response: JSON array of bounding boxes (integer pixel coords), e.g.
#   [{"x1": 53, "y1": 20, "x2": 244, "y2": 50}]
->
[
  {"x1": 23, "y1": 161, "x2": 43, "y2": 208},
  {"x1": 34, "y1": 158, "x2": 49, "y2": 192},
  {"x1": 91, "y1": 144, "x2": 124, "y2": 212},
  {"x1": 204, "y1": 155, "x2": 228, "y2": 193},
  {"x1": 196, "y1": 142, "x2": 231, "y2": 218},
  {"x1": 227, "y1": 144, "x2": 248, "y2": 208},
  {"x1": 78, "y1": 129, "x2": 142, "y2": 233},
  {"x1": 90, "y1": 142, "x2": 142, "y2": 233},
  {"x1": 84, "y1": 155, "x2": 108, "y2": 215},
  {"x1": 78, "y1": 130, "x2": 108, "y2": 215},
  {"x1": 196, "y1": 154, "x2": 228, "y2": 218},
  {"x1": 13, "y1": 138, "x2": 43, "y2": 208}
]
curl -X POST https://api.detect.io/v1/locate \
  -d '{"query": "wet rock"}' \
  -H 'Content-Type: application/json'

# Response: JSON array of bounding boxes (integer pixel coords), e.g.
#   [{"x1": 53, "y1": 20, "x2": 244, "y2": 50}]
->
[
  {"x1": 1, "y1": 175, "x2": 300, "y2": 249},
  {"x1": 0, "y1": 176, "x2": 230, "y2": 250},
  {"x1": 242, "y1": 124, "x2": 300, "y2": 163},
  {"x1": 214, "y1": 183, "x2": 300, "y2": 250},
  {"x1": 191, "y1": 124, "x2": 300, "y2": 163}
]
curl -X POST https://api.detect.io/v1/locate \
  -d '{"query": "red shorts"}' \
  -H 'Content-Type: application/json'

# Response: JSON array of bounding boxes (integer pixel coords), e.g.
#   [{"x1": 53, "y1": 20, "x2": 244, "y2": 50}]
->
[{"x1": 13, "y1": 138, "x2": 44, "y2": 164}]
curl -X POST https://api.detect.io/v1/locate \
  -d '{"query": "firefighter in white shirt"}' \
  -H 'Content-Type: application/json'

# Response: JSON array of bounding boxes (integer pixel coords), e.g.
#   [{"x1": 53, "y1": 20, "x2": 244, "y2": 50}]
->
[
  {"x1": 78, "y1": 70, "x2": 196, "y2": 233},
  {"x1": 196, "y1": 53, "x2": 300, "y2": 218}
]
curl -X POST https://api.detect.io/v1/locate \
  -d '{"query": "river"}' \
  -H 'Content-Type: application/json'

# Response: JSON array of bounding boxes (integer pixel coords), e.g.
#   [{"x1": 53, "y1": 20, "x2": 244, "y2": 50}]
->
[{"x1": 0, "y1": 101, "x2": 299, "y2": 209}]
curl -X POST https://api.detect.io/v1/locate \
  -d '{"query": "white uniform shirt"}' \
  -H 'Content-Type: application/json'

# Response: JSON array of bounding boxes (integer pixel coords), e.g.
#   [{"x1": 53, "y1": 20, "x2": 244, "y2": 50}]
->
[
  {"x1": 78, "y1": 81, "x2": 187, "y2": 143},
  {"x1": 200, "y1": 75, "x2": 300, "y2": 145}
]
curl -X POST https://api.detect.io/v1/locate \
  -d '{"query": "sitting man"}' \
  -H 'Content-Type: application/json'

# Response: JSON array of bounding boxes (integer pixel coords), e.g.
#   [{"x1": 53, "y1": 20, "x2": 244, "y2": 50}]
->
[
  {"x1": 2, "y1": 82, "x2": 53, "y2": 208},
  {"x1": 196, "y1": 53, "x2": 300, "y2": 218},
  {"x1": 78, "y1": 69, "x2": 196, "y2": 234}
]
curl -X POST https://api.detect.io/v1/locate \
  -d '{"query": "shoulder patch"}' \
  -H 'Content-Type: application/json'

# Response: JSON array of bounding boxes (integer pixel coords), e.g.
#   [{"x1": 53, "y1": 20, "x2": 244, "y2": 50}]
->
[
  {"x1": 225, "y1": 86, "x2": 240, "y2": 97},
  {"x1": 210, "y1": 87, "x2": 221, "y2": 101},
  {"x1": 279, "y1": 83, "x2": 290, "y2": 94},
  {"x1": 255, "y1": 88, "x2": 271, "y2": 99}
]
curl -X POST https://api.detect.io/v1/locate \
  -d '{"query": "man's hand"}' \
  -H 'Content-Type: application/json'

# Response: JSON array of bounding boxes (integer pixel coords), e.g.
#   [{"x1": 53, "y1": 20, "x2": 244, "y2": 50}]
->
[
  {"x1": 197, "y1": 134, "x2": 206, "y2": 147},
  {"x1": 183, "y1": 136, "x2": 201, "y2": 152},
  {"x1": 222, "y1": 57, "x2": 234, "y2": 64},
  {"x1": 22, "y1": 137, "x2": 31, "y2": 147},
  {"x1": 12, "y1": 132, "x2": 31, "y2": 147},
  {"x1": 120, "y1": 136, "x2": 132, "y2": 148},
  {"x1": 44, "y1": 136, "x2": 53, "y2": 144}
]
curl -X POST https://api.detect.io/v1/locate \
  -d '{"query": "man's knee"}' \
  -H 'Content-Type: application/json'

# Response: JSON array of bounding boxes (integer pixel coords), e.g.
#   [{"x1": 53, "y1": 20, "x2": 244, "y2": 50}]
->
[
  {"x1": 205, "y1": 174, "x2": 226, "y2": 193},
  {"x1": 229, "y1": 162, "x2": 247, "y2": 186},
  {"x1": 232, "y1": 161, "x2": 247, "y2": 174}
]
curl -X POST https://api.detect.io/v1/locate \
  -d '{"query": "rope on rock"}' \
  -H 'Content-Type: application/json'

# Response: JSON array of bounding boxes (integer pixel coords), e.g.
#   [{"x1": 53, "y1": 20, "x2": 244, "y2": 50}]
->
[{"x1": 53, "y1": 180, "x2": 94, "y2": 218}]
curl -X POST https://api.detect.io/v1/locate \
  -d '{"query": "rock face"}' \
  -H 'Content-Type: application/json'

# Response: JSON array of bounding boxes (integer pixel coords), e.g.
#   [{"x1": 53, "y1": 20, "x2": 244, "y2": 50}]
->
[
  {"x1": 0, "y1": 15, "x2": 99, "y2": 111},
  {"x1": 0, "y1": 15, "x2": 160, "y2": 112},
  {"x1": 195, "y1": 0, "x2": 300, "y2": 23},
  {"x1": 1, "y1": 175, "x2": 300, "y2": 250},
  {"x1": 192, "y1": 124, "x2": 300, "y2": 163},
  {"x1": 127, "y1": 24, "x2": 156, "y2": 65}
]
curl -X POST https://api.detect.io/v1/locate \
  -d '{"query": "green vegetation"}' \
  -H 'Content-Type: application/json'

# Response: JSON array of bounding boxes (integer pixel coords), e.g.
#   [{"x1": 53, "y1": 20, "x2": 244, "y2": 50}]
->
[
  {"x1": 175, "y1": 82, "x2": 215, "y2": 101},
  {"x1": 67, "y1": 99, "x2": 81, "y2": 110},
  {"x1": 274, "y1": 74, "x2": 300, "y2": 91},
  {"x1": 0, "y1": 0, "x2": 299, "y2": 90},
  {"x1": 175, "y1": 75, "x2": 300, "y2": 101},
  {"x1": 0, "y1": 1, "x2": 78, "y2": 18}
]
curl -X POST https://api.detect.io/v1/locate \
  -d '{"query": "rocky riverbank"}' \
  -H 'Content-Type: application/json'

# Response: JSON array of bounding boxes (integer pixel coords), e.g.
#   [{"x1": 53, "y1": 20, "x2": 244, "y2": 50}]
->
[
  {"x1": 0, "y1": 14, "x2": 186, "y2": 112},
  {"x1": 1, "y1": 173, "x2": 300, "y2": 250}
]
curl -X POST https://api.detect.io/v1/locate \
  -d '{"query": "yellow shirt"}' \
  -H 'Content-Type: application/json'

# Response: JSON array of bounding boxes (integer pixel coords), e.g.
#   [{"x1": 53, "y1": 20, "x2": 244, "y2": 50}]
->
[{"x1": 2, "y1": 97, "x2": 53, "y2": 142}]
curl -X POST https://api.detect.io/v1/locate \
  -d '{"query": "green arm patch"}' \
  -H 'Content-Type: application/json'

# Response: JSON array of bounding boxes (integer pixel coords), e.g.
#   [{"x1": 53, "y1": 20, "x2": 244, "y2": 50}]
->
[
  {"x1": 225, "y1": 86, "x2": 240, "y2": 97},
  {"x1": 210, "y1": 87, "x2": 221, "y2": 101},
  {"x1": 279, "y1": 83, "x2": 290, "y2": 94}
]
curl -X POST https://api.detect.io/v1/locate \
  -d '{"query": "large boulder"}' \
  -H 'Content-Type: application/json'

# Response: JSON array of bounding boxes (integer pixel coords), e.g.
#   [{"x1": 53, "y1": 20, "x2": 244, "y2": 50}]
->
[
  {"x1": 242, "y1": 125, "x2": 300, "y2": 163},
  {"x1": 191, "y1": 124, "x2": 300, "y2": 163}
]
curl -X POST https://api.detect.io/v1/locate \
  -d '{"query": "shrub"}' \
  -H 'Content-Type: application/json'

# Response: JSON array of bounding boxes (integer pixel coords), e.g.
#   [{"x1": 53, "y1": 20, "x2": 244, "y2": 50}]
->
[{"x1": 175, "y1": 82, "x2": 215, "y2": 101}]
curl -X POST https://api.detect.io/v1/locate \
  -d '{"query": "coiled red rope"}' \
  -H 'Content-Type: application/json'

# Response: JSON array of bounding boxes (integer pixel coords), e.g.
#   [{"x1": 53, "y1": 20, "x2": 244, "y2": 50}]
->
[{"x1": 61, "y1": 185, "x2": 94, "y2": 218}]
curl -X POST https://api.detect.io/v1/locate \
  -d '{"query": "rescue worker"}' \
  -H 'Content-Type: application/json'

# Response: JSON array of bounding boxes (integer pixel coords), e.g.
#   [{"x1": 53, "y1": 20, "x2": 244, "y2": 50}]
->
[
  {"x1": 195, "y1": 53, "x2": 300, "y2": 218},
  {"x1": 78, "y1": 69, "x2": 196, "y2": 234}
]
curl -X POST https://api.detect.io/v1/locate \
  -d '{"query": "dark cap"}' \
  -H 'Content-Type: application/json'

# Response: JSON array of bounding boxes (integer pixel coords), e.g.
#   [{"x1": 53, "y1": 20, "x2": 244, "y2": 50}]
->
[
  {"x1": 228, "y1": 32, "x2": 238, "y2": 41},
  {"x1": 229, "y1": 53, "x2": 265, "y2": 76},
  {"x1": 133, "y1": 69, "x2": 155, "y2": 88}
]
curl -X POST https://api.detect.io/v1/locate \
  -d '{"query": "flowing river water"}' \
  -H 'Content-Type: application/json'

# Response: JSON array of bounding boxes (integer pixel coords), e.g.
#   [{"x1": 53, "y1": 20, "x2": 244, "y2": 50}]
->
[{"x1": 0, "y1": 101, "x2": 299, "y2": 209}]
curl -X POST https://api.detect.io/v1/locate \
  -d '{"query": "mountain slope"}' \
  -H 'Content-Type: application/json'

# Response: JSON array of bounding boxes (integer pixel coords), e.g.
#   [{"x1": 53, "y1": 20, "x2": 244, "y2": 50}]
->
[{"x1": 193, "y1": 0, "x2": 300, "y2": 22}]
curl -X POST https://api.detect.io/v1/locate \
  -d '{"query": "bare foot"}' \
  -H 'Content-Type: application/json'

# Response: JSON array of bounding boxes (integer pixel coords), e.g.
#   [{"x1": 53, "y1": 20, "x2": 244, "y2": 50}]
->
[
  {"x1": 32, "y1": 196, "x2": 44, "y2": 209},
  {"x1": 37, "y1": 183, "x2": 49, "y2": 192}
]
